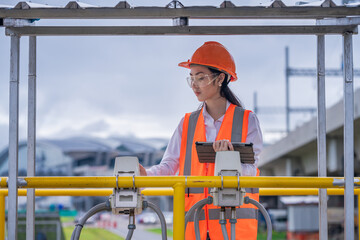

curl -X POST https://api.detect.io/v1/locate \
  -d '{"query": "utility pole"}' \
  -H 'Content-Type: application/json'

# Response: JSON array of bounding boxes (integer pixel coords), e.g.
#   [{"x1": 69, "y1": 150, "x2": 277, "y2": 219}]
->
[
  {"x1": 285, "y1": 47, "x2": 290, "y2": 133},
  {"x1": 255, "y1": 46, "x2": 360, "y2": 134},
  {"x1": 286, "y1": 46, "x2": 360, "y2": 132}
]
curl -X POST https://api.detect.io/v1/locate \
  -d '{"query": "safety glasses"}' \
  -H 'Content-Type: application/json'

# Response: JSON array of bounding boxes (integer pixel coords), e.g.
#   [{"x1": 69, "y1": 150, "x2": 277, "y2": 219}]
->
[{"x1": 186, "y1": 73, "x2": 219, "y2": 88}]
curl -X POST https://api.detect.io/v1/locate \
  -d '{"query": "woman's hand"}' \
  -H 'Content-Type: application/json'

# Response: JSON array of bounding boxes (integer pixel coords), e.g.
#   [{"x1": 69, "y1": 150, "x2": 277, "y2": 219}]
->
[
  {"x1": 213, "y1": 139, "x2": 234, "y2": 152},
  {"x1": 139, "y1": 164, "x2": 147, "y2": 176}
]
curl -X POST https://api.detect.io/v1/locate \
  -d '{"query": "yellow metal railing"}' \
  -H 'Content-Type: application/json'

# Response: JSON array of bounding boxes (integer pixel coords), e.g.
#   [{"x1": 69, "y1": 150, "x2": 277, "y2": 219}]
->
[
  {"x1": 0, "y1": 176, "x2": 359, "y2": 240},
  {"x1": 2, "y1": 176, "x2": 360, "y2": 189}
]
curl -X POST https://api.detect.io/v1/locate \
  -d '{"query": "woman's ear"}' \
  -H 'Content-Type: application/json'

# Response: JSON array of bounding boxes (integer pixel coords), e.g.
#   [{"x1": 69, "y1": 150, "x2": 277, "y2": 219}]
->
[{"x1": 217, "y1": 73, "x2": 226, "y2": 85}]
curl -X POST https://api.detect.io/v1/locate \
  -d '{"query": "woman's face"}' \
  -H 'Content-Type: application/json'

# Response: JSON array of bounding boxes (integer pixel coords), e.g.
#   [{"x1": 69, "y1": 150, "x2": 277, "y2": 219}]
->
[{"x1": 189, "y1": 65, "x2": 223, "y2": 102}]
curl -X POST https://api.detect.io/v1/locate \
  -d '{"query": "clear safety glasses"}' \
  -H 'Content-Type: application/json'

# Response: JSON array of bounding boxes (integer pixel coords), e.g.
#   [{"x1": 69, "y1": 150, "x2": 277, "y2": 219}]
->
[{"x1": 186, "y1": 73, "x2": 219, "y2": 88}]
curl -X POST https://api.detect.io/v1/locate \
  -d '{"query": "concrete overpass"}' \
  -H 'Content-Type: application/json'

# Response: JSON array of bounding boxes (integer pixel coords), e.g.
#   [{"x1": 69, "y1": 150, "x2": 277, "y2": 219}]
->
[{"x1": 259, "y1": 88, "x2": 360, "y2": 177}]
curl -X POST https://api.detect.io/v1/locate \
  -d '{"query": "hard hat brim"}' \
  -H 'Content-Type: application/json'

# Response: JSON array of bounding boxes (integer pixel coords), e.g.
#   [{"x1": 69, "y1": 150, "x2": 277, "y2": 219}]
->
[{"x1": 178, "y1": 60, "x2": 238, "y2": 81}]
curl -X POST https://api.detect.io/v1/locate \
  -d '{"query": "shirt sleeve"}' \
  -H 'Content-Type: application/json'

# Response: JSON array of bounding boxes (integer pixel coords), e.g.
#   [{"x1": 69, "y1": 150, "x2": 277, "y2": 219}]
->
[
  {"x1": 241, "y1": 112, "x2": 263, "y2": 176},
  {"x1": 145, "y1": 117, "x2": 184, "y2": 176}
]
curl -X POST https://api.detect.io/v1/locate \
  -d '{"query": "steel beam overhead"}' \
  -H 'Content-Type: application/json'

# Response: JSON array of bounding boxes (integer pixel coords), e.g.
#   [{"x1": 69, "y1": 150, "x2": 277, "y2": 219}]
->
[
  {"x1": 0, "y1": 7, "x2": 360, "y2": 19},
  {"x1": 317, "y1": 17, "x2": 360, "y2": 26},
  {"x1": 4, "y1": 25, "x2": 358, "y2": 36}
]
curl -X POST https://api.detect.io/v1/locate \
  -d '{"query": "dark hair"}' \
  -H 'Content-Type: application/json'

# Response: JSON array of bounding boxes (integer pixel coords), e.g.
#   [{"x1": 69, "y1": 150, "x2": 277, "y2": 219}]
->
[{"x1": 208, "y1": 68, "x2": 243, "y2": 108}]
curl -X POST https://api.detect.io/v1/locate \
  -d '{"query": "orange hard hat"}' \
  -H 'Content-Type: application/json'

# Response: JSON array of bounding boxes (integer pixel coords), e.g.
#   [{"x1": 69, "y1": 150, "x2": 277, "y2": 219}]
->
[{"x1": 178, "y1": 41, "x2": 237, "y2": 81}]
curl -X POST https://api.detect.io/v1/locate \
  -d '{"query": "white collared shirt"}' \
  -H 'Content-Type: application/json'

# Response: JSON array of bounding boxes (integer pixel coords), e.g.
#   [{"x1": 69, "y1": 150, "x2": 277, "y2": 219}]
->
[{"x1": 146, "y1": 102, "x2": 263, "y2": 176}]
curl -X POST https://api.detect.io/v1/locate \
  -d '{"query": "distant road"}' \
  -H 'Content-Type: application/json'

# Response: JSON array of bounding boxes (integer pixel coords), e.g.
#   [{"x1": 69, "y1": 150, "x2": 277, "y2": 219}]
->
[{"x1": 106, "y1": 216, "x2": 173, "y2": 240}]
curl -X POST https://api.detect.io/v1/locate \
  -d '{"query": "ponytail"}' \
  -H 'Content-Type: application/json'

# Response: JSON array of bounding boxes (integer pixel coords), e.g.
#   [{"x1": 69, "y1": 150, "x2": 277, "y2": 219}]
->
[{"x1": 208, "y1": 68, "x2": 243, "y2": 108}]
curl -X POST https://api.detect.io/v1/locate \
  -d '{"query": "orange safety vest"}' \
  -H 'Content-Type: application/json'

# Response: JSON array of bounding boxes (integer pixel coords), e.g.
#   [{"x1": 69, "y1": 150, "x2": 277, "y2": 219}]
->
[{"x1": 179, "y1": 103, "x2": 259, "y2": 240}]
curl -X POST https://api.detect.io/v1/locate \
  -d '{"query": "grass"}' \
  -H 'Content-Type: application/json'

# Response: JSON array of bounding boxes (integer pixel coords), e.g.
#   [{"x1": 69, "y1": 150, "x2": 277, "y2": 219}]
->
[
  {"x1": 60, "y1": 216, "x2": 75, "y2": 223},
  {"x1": 146, "y1": 228, "x2": 174, "y2": 237},
  {"x1": 257, "y1": 231, "x2": 286, "y2": 240},
  {"x1": 63, "y1": 226, "x2": 124, "y2": 240}
]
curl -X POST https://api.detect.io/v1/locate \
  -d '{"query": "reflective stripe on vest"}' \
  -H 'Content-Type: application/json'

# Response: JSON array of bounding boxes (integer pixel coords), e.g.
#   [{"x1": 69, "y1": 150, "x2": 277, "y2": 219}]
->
[
  {"x1": 186, "y1": 208, "x2": 258, "y2": 222},
  {"x1": 183, "y1": 110, "x2": 201, "y2": 176}
]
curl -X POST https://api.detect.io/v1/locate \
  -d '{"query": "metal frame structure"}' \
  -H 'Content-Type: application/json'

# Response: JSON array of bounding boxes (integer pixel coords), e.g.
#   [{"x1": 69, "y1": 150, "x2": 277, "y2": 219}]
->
[
  {"x1": 1, "y1": 177, "x2": 360, "y2": 240},
  {"x1": 1, "y1": 2, "x2": 359, "y2": 240},
  {"x1": 285, "y1": 46, "x2": 360, "y2": 133}
]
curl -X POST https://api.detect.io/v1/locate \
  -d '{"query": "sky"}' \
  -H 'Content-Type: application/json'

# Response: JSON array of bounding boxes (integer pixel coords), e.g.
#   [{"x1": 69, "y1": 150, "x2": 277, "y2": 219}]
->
[{"x1": 0, "y1": 0, "x2": 359, "y2": 150}]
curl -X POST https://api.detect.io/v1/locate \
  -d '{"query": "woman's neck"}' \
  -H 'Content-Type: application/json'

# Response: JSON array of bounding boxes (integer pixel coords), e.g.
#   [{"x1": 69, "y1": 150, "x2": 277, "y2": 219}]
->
[{"x1": 205, "y1": 97, "x2": 227, "y2": 121}]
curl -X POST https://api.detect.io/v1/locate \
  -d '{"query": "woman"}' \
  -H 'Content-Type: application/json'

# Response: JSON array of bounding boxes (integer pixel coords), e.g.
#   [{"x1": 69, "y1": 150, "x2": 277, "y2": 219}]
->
[{"x1": 140, "y1": 41, "x2": 263, "y2": 240}]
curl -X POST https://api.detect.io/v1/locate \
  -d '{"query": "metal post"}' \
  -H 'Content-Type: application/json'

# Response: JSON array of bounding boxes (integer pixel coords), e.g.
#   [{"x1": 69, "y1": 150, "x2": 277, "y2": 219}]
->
[
  {"x1": 317, "y1": 34, "x2": 328, "y2": 240},
  {"x1": 26, "y1": 36, "x2": 36, "y2": 240},
  {"x1": 173, "y1": 183, "x2": 185, "y2": 240},
  {"x1": 343, "y1": 31, "x2": 354, "y2": 240},
  {"x1": 285, "y1": 46, "x2": 290, "y2": 133},
  {"x1": 8, "y1": 34, "x2": 20, "y2": 240}
]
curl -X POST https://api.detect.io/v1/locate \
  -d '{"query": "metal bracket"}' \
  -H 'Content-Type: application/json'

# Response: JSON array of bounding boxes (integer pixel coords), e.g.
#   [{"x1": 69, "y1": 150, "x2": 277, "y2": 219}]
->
[
  {"x1": 220, "y1": 173, "x2": 224, "y2": 190},
  {"x1": 218, "y1": 171, "x2": 241, "y2": 190},
  {"x1": 116, "y1": 173, "x2": 136, "y2": 191},
  {"x1": 17, "y1": 178, "x2": 27, "y2": 187},
  {"x1": 333, "y1": 178, "x2": 344, "y2": 186},
  {"x1": 5, "y1": 28, "x2": 21, "y2": 37},
  {"x1": 355, "y1": 179, "x2": 360, "y2": 187},
  {"x1": 132, "y1": 174, "x2": 136, "y2": 192},
  {"x1": 173, "y1": 17, "x2": 188, "y2": 26},
  {"x1": 333, "y1": 178, "x2": 360, "y2": 187},
  {"x1": 116, "y1": 174, "x2": 119, "y2": 190},
  {"x1": 237, "y1": 172, "x2": 240, "y2": 191}
]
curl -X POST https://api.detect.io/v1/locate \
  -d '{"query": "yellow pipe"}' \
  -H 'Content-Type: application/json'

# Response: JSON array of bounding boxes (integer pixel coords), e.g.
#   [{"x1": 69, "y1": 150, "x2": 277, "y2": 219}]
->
[
  {"x1": 2, "y1": 176, "x2": 359, "y2": 189},
  {"x1": 0, "y1": 188, "x2": 359, "y2": 197},
  {"x1": 141, "y1": 188, "x2": 174, "y2": 196},
  {"x1": 260, "y1": 188, "x2": 360, "y2": 196},
  {"x1": 0, "y1": 179, "x2": 6, "y2": 189},
  {"x1": 0, "y1": 194, "x2": 4, "y2": 240},
  {"x1": 173, "y1": 183, "x2": 185, "y2": 240},
  {"x1": 141, "y1": 188, "x2": 360, "y2": 196},
  {"x1": 2, "y1": 188, "x2": 173, "y2": 196},
  {"x1": 22, "y1": 176, "x2": 118, "y2": 188},
  {"x1": 0, "y1": 187, "x2": 358, "y2": 240},
  {"x1": 142, "y1": 188, "x2": 360, "y2": 196},
  {"x1": 1, "y1": 179, "x2": 359, "y2": 240},
  {"x1": 0, "y1": 189, "x2": 114, "y2": 196},
  {"x1": 35, "y1": 189, "x2": 113, "y2": 196}
]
